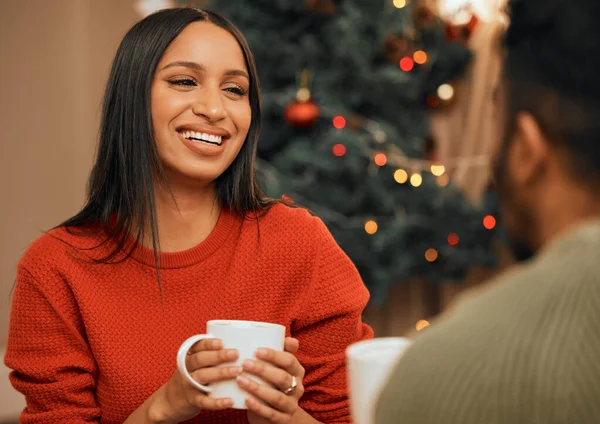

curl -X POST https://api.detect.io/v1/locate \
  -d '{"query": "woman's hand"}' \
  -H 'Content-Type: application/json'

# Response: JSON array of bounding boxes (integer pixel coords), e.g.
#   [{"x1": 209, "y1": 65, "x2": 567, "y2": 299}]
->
[
  {"x1": 239, "y1": 337, "x2": 306, "y2": 424},
  {"x1": 148, "y1": 338, "x2": 242, "y2": 423}
]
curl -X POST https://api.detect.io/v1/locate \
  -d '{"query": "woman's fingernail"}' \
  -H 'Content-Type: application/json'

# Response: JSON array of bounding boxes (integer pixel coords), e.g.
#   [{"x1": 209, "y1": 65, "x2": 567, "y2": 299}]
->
[
  {"x1": 255, "y1": 348, "x2": 268, "y2": 358},
  {"x1": 231, "y1": 367, "x2": 243, "y2": 376},
  {"x1": 227, "y1": 349, "x2": 238, "y2": 359},
  {"x1": 237, "y1": 375, "x2": 250, "y2": 385},
  {"x1": 246, "y1": 396, "x2": 257, "y2": 406},
  {"x1": 212, "y1": 339, "x2": 222, "y2": 349},
  {"x1": 223, "y1": 398, "x2": 233, "y2": 407},
  {"x1": 243, "y1": 359, "x2": 255, "y2": 370}
]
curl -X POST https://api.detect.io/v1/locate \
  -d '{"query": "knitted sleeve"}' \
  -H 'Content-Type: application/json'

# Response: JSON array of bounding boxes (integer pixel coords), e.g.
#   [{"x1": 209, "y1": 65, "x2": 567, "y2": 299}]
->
[
  {"x1": 4, "y1": 265, "x2": 101, "y2": 423},
  {"x1": 293, "y1": 217, "x2": 374, "y2": 423},
  {"x1": 373, "y1": 245, "x2": 600, "y2": 424}
]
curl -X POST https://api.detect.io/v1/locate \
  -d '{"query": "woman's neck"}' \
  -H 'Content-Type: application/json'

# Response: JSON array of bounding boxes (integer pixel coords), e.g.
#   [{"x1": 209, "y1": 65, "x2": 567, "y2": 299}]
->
[{"x1": 150, "y1": 182, "x2": 222, "y2": 253}]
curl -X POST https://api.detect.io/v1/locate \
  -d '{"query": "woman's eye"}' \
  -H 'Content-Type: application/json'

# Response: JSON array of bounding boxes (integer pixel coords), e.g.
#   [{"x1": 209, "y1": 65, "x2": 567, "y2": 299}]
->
[
  {"x1": 168, "y1": 78, "x2": 197, "y2": 87},
  {"x1": 225, "y1": 85, "x2": 247, "y2": 96}
]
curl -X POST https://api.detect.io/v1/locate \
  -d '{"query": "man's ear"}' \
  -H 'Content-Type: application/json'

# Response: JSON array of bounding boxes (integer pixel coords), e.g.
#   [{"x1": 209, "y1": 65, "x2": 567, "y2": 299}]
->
[{"x1": 510, "y1": 112, "x2": 549, "y2": 185}]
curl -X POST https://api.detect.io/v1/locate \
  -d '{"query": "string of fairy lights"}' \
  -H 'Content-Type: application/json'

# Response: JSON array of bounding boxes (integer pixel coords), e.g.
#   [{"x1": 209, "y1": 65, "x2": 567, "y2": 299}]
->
[{"x1": 322, "y1": 109, "x2": 491, "y2": 189}]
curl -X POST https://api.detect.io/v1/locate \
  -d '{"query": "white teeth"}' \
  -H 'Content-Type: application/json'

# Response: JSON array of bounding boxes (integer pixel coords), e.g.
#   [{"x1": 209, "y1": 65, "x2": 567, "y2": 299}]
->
[{"x1": 178, "y1": 130, "x2": 223, "y2": 145}]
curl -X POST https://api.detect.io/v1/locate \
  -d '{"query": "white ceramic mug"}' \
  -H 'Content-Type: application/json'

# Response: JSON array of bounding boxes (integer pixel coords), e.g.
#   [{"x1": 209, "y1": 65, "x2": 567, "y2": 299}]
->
[
  {"x1": 346, "y1": 337, "x2": 412, "y2": 424},
  {"x1": 177, "y1": 320, "x2": 286, "y2": 409}
]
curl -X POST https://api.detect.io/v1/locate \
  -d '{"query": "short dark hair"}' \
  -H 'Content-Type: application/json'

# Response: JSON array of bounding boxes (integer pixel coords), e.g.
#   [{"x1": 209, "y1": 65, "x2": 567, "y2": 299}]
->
[
  {"x1": 59, "y1": 8, "x2": 273, "y2": 271},
  {"x1": 503, "y1": 0, "x2": 600, "y2": 183}
]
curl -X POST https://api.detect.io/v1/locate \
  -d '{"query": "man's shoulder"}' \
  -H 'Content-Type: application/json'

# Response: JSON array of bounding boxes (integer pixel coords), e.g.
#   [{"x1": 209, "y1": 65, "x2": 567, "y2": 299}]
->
[
  {"x1": 402, "y1": 246, "x2": 600, "y2": 374},
  {"x1": 376, "y1": 241, "x2": 600, "y2": 423},
  {"x1": 444, "y1": 249, "x2": 600, "y2": 332}
]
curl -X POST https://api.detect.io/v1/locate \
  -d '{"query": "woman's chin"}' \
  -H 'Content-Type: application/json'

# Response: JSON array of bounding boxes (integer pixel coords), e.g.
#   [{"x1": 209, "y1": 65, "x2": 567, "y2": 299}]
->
[{"x1": 160, "y1": 166, "x2": 223, "y2": 189}]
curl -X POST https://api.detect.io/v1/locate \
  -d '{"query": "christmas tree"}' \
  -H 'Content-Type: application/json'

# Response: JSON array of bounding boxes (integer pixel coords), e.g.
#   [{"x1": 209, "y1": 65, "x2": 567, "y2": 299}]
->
[{"x1": 178, "y1": 0, "x2": 499, "y2": 303}]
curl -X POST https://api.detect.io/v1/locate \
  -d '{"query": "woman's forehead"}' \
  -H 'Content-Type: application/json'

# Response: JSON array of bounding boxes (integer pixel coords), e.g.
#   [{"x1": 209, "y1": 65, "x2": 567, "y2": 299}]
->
[{"x1": 159, "y1": 21, "x2": 247, "y2": 71}]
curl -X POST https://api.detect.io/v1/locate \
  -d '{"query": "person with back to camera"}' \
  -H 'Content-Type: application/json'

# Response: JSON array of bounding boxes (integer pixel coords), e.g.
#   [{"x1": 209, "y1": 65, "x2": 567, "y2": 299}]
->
[
  {"x1": 4, "y1": 8, "x2": 373, "y2": 424},
  {"x1": 376, "y1": 0, "x2": 600, "y2": 422}
]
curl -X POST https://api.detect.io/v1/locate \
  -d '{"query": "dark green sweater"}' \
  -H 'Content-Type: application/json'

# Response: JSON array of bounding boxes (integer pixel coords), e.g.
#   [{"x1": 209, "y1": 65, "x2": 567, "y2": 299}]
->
[{"x1": 376, "y1": 220, "x2": 600, "y2": 424}]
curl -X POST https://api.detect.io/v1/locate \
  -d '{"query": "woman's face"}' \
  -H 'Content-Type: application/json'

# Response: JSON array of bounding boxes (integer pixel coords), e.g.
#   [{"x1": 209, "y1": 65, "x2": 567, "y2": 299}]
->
[{"x1": 151, "y1": 21, "x2": 251, "y2": 186}]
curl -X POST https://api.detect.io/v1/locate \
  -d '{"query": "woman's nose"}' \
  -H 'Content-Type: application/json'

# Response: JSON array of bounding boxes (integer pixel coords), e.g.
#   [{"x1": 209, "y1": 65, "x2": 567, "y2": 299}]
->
[{"x1": 191, "y1": 87, "x2": 226, "y2": 122}]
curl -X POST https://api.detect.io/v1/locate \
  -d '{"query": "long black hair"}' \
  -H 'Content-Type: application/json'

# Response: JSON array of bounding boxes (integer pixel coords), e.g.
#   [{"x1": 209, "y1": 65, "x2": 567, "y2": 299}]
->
[{"x1": 59, "y1": 8, "x2": 273, "y2": 271}]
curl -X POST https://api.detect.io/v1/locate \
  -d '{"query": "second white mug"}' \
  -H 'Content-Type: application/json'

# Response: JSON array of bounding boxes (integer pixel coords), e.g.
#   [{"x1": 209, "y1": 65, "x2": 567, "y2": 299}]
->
[{"x1": 346, "y1": 337, "x2": 412, "y2": 424}]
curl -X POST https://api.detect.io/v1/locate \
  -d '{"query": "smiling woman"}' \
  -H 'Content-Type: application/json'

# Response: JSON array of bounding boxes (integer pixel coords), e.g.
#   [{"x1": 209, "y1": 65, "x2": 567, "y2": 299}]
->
[{"x1": 4, "y1": 8, "x2": 373, "y2": 424}]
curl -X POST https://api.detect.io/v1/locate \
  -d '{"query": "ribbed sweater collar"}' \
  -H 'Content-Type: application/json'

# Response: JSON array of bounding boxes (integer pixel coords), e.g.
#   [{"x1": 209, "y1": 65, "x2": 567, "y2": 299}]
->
[{"x1": 129, "y1": 206, "x2": 240, "y2": 269}]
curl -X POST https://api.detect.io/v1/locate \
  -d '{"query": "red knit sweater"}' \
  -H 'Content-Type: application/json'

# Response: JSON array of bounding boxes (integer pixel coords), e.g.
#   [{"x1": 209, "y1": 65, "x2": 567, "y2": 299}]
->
[{"x1": 5, "y1": 204, "x2": 373, "y2": 423}]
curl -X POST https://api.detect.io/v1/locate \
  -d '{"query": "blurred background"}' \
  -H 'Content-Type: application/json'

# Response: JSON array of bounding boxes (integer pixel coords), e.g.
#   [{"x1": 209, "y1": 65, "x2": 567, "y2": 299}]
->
[{"x1": 0, "y1": 0, "x2": 511, "y2": 419}]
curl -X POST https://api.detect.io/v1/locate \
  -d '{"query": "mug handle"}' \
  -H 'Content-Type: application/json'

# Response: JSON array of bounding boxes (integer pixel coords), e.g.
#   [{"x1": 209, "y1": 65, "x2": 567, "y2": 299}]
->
[{"x1": 176, "y1": 334, "x2": 216, "y2": 393}]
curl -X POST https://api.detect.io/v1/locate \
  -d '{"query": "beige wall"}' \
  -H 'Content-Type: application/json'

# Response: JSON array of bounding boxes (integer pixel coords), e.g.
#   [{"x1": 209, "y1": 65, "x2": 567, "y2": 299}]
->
[
  {"x1": 0, "y1": 0, "x2": 137, "y2": 347},
  {"x1": 0, "y1": 0, "x2": 137, "y2": 417}
]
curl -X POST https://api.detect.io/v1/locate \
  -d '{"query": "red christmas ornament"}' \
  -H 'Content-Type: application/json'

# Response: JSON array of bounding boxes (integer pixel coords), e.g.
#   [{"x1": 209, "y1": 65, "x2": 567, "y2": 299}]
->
[
  {"x1": 382, "y1": 34, "x2": 410, "y2": 64},
  {"x1": 445, "y1": 23, "x2": 461, "y2": 41},
  {"x1": 465, "y1": 14, "x2": 479, "y2": 35},
  {"x1": 445, "y1": 14, "x2": 479, "y2": 44},
  {"x1": 348, "y1": 115, "x2": 365, "y2": 130},
  {"x1": 413, "y1": 4, "x2": 437, "y2": 29},
  {"x1": 426, "y1": 94, "x2": 440, "y2": 109},
  {"x1": 285, "y1": 68, "x2": 320, "y2": 127},
  {"x1": 424, "y1": 134, "x2": 438, "y2": 162},
  {"x1": 305, "y1": 0, "x2": 337, "y2": 15},
  {"x1": 284, "y1": 100, "x2": 320, "y2": 127}
]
